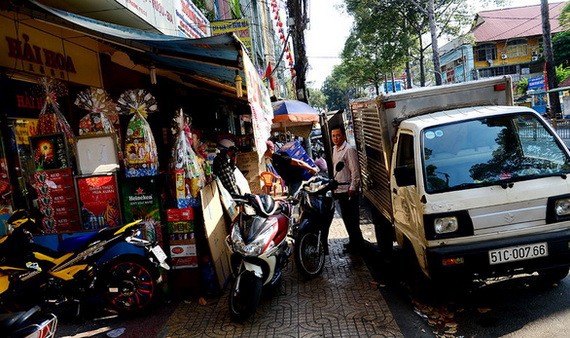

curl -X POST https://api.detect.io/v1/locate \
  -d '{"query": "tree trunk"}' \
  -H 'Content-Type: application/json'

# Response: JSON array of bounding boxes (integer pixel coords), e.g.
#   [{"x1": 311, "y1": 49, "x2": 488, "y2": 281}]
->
[
  {"x1": 542, "y1": 0, "x2": 561, "y2": 118},
  {"x1": 406, "y1": 60, "x2": 412, "y2": 89},
  {"x1": 419, "y1": 37, "x2": 426, "y2": 87},
  {"x1": 428, "y1": 0, "x2": 442, "y2": 85}
]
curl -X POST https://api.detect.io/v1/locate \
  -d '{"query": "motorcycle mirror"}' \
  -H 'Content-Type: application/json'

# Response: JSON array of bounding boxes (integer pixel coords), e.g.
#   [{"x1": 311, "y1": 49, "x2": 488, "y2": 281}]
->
[{"x1": 335, "y1": 161, "x2": 345, "y2": 172}]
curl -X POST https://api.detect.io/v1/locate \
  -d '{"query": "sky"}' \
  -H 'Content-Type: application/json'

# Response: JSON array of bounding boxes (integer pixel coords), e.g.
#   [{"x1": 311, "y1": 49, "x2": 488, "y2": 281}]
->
[{"x1": 304, "y1": 0, "x2": 549, "y2": 89}]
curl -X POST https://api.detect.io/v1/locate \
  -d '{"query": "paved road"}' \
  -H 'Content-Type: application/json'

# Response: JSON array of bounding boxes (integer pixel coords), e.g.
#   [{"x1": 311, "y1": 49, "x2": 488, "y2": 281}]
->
[{"x1": 57, "y1": 202, "x2": 408, "y2": 337}]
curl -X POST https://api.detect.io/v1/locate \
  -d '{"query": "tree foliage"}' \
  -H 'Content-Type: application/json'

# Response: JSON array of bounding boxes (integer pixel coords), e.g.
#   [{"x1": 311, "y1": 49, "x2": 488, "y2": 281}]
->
[
  {"x1": 307, "y1": 88, "x2": 326, "y2": 112},
  {"x1": 321, "y1": 63, "x2": 365, "y2": 111},
  {"x1": 553, "y1": 31, "x2": 570, "y2": 67},
  {"x1": 557, "y1": 65, "x2": 570, "y2": 85}
]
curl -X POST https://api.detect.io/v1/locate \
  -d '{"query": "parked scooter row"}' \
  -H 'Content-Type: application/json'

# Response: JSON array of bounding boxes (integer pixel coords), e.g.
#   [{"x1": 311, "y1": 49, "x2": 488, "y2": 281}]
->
[
  {"x1": 0, "y1": 210, "x2": 169, "y2": 316},
  {"x1": 0, "y1": 305, "x2": 57, "y2": 338},
  {"x1": 226, "y1": 162, "x2": 346, "y2": 321}
]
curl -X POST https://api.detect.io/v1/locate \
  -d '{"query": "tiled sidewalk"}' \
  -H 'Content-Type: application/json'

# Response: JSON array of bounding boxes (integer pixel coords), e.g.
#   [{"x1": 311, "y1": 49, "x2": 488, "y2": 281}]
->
[{"x1": 163, "y1": 212, "x2": 403, "y2": 337}]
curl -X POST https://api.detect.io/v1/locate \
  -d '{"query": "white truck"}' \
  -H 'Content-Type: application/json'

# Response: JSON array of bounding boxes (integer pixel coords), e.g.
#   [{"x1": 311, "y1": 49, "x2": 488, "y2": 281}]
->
[{"x1": 351, "y1": 76, "x2": 570, "y2": 284}]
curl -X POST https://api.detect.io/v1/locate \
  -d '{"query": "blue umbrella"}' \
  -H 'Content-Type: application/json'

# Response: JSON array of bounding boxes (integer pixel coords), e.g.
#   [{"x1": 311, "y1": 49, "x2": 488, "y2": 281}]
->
[{"x1": 272, "y1": 100, "x2": 319, "y2": 124}]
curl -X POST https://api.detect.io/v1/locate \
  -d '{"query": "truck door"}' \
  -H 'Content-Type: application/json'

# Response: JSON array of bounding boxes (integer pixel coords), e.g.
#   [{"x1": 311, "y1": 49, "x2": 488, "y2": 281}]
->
[{"x1": 391, "y1": 132, "x2": 423, "y2": 243}]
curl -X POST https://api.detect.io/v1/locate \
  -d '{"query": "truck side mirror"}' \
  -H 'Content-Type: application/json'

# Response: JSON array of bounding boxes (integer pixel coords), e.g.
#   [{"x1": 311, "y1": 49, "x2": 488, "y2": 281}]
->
[{"x1": 394, "y1": 166, "x2": 416, "y2": 187}]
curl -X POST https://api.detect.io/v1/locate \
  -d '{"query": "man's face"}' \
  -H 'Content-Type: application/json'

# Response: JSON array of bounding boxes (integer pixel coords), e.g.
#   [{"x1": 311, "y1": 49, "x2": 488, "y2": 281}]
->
[{"x1": 331, "y1": 129, "x2": 345, "y2": 147}]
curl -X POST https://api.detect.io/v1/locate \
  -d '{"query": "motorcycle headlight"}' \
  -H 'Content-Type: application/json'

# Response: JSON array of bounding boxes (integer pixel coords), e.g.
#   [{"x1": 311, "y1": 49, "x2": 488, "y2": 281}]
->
[{"x1": 230, "y1": 221, "x2": 275, "y2": 256}]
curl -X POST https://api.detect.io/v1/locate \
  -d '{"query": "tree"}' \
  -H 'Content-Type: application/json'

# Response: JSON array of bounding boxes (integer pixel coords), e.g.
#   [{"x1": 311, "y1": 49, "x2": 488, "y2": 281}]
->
[
  {"x1": 553, "y1": 31, "x2": 570, "y2": 67},
  {"x1": 321, "y1": 64, "x2": 365, "y2": 111},
  {"x1": 341, "y1": 0, "x2": 412, "y2": 92},
  {"x1": 307, "y1": 88, "x2": 327, "y2": 112},
  {"x1": 343, "y1": 0, "x2": 497, "y2": 87}
]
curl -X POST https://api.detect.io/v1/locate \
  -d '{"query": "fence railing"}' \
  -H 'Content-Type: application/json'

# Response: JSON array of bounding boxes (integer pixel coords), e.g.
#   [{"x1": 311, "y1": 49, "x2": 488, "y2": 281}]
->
[{"x1": 548, "y1": 119, "x2": 570, "y2": 139}]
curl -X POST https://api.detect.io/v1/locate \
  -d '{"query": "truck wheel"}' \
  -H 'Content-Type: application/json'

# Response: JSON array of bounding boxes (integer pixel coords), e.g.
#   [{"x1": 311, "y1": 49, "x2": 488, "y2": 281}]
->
[
  {"x1": 538, "y1": 266, "x2": 569, "y2": 285},
  {"x1": 371, "y1": 209, "x2": 394, "y2": 257},
  {"x1": 400, "y1": 242, "x2": 432, "y2": 299}
]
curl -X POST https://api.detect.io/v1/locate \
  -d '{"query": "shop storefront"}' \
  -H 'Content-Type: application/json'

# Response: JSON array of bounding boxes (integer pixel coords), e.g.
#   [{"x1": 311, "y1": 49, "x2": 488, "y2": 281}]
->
[{"x1": 0, "y1": 2, "x2": 273, "y2": 297}]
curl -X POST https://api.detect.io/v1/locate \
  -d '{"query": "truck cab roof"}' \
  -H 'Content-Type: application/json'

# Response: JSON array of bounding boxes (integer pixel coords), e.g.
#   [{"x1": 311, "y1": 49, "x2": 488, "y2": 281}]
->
[{"x1": 400, "y1": 105, "x2": 538, "y2": 132}]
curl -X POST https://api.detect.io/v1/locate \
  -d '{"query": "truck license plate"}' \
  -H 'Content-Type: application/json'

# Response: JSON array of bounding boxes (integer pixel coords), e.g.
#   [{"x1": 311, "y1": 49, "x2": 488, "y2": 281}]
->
[
  {"x1": 151, "y1": 245, "x2": 168, "y2": 263},
  {"x1": 489, "y1": 242, "x2": 548, "y2": 265}
]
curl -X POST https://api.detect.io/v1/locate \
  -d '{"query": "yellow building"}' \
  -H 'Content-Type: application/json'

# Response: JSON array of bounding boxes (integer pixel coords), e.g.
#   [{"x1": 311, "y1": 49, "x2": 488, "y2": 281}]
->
[{"x1": 471, "y1": 2, "x2": 568, "y2": 79}]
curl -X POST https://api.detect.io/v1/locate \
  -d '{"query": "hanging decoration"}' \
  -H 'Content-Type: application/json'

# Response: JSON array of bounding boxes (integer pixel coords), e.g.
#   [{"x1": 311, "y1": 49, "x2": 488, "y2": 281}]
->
[
  {"x1": 36, "y1": 77, "x2": 76, "y2": 159},
  {"x1": 169, "y1": 109, "x2": 204, "y2": 208},
  {"x1": 75, "y1": 87, "x2": 123, "y2": 162},
  {"x1": 268, "y1": 0, "x2": 296, "y2": 84},
  {"x1": 75, "y1": 87, "x2": 116, "y2": 135},
  {"x1": 116, "y1": 89, "x2": 159, "y2": 177}
]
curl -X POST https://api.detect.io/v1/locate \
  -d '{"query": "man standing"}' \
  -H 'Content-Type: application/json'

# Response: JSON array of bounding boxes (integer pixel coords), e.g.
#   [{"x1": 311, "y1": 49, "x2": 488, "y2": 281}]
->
[
  {"x1": 213, "y1": 139, "x2": 240, "y2": 196},
  {"x1": 331, "y1": 126, "x2": 364, "y2": 253}
]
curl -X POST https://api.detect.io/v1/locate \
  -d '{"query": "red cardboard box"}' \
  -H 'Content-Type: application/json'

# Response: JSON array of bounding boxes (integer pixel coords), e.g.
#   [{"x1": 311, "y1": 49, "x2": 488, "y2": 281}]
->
[
  {"x1": 169, "y1": 239, "x2": 198, "y2": 269},
  {"x1": 166, "y1": 208, "x2": 194, "y2": 222}
]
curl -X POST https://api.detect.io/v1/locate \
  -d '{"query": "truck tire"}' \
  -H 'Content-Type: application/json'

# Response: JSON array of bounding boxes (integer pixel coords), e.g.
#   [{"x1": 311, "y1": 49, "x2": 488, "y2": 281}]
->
[
  {"x1": 371, "y1": 208, "x2": 394, "y2": 257},
  {"x1": 538, "y1": 266, "x2": 569, "y2": 285}
]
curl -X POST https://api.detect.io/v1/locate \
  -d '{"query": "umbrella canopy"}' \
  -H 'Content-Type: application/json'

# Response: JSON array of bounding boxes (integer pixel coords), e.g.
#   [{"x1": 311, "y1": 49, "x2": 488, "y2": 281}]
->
[
  {"x1": 271, "y1": 100, "x2": 319, "y2": 137},
  {"x1": 272, "y1": 100, "x2": 319, "y2": 123}
]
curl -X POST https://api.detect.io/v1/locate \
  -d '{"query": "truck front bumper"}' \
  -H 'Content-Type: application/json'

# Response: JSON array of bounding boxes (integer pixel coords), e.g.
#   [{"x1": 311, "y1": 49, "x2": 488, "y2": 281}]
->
[{"x1": 426, "y1": 228, "x2": 570, "y2": 280}]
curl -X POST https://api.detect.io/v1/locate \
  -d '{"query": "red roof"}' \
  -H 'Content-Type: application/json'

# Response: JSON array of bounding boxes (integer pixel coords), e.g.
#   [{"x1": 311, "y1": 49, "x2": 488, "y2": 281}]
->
[{"x1": 472, "y1": 1, "x2": 568, "y2": 43}]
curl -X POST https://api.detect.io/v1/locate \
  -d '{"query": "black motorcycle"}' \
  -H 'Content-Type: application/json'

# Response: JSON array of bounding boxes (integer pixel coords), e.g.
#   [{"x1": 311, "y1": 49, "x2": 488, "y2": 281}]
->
[{"x1": 293, "y1": 162, "x2": 346, "y2": 278}]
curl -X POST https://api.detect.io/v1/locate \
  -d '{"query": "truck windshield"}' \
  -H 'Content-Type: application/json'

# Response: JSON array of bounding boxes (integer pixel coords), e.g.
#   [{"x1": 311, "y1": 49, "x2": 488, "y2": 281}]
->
[{"x1": 422, "y1": 113, "x2": 570, "y2": 193}]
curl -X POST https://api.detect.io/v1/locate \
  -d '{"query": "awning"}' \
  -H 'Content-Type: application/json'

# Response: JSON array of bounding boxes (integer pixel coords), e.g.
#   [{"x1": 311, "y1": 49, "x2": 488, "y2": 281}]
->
[{"x1": 28, "y1": 1, "x2": 245, "y2": 89}]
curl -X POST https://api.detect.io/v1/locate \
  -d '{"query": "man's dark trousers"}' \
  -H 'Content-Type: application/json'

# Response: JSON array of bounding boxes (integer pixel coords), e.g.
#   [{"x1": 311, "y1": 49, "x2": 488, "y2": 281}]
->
[{"x1": 335, "y1": 192, "x2": 363, "y2": 247}]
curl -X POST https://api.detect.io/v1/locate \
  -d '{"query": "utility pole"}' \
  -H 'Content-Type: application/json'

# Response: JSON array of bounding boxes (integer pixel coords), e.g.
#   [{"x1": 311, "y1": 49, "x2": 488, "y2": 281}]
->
[
  {"x1": 286, "y1": 0, "x2": 309, "y2": 102},
  {"x1": 541, "y1": 0, "x2": 562, "y2": 118}
]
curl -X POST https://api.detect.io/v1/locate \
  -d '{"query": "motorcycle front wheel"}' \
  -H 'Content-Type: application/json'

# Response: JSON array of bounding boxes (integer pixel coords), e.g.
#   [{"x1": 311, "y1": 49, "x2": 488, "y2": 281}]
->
[
  {"x1": 295, "y1": 230, "x2": 325, "y2": 278},
  {"x1": 100, "y1": 255, "x2": 159, "y2": 315},
  {"x1": 229, "y1": 270, "x2": 262, "y2": 322}
]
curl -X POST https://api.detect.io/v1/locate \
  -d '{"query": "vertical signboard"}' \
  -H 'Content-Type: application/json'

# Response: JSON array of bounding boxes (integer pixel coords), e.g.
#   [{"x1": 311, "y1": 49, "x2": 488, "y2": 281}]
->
[
  {"x1": 175, "y1": 0, "x2": 210, "y2": 38},
  {"x1": 243, "y1": 52, "x2": 273, "y2": 158}
]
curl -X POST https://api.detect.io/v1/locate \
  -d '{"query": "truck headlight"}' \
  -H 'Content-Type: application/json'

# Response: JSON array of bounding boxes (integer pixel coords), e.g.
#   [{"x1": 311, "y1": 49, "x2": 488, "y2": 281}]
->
[
  {"x1": 547, "y1": 194, "x2": 570, "y2": 223},
  {"x1": 434, "y1": 216, "x2": 458, "y2": 234},
  {"x1": 555, "y1": 198, "x2": 570, "y2": 217},
  {"x1": 424, "y1": 211, "x2": 473, "y2": 240}
]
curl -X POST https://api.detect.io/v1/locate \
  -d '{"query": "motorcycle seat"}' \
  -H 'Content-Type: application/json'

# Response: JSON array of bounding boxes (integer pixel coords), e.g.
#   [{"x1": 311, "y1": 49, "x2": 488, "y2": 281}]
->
[{"x1": 58, "y1": 232, "x2": 99, "y2": 252}]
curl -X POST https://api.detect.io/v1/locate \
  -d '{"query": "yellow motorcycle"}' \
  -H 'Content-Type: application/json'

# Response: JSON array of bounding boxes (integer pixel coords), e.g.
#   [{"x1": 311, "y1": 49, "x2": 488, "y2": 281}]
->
[{"x1": 0, "y1": 210, "x2": 169, "y2": 315}]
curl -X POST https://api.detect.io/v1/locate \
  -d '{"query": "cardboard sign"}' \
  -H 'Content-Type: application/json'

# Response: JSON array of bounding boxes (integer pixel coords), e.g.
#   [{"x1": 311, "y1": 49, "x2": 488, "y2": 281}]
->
[{"x1": 200, "y1": 181, "x2": 231, "y2": 289}]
